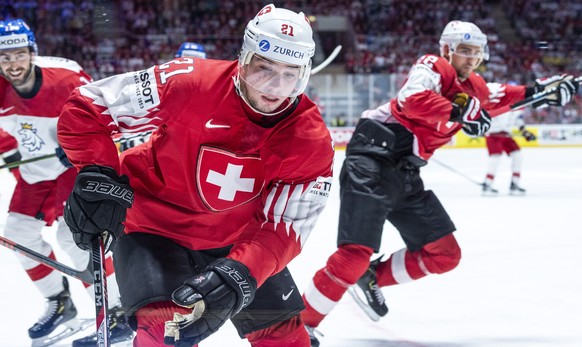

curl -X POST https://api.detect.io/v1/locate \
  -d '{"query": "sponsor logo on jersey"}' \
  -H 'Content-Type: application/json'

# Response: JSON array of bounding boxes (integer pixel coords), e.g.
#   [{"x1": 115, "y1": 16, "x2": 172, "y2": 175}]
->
[
  {"x1": 197, "y1": 146, "x2": 265, "y2": 211},
  {"x1": 131, "y1": 67, "x2": 160, "y2": 111},
  {"x1": 0, "y1": 106, "x2": 14, "y2": 114},
  {"x1": 205, "y1": 119, "x2": 230, "y2": 129},
  {"x1": 304, "y1": 176, "x2": 332, "y2": 203},
  {"x1": 18, "y1": 123, "x2": 45, "y2": 152}
]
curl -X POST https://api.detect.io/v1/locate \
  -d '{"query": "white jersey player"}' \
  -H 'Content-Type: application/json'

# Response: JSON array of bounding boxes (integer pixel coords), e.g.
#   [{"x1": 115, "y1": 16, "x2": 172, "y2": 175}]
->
[{"x1": 0, "y1": 19, "x2": 132, "y2": 346}]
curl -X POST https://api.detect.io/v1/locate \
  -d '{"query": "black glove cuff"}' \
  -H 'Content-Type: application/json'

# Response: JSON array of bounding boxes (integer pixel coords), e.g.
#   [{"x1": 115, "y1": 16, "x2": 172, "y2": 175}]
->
[
  {"x1": 75, "y1": 165, "x2": 133, "y2": 207},
  {"x1": 525, "y1": 86, "x2": 542, "y2": 98},
  {"x1": 207, "y1": 258, "x2": 257, "y2": 313},
  {"x1": 2, "y1": 150, "x2": 22, "y2": 164}
]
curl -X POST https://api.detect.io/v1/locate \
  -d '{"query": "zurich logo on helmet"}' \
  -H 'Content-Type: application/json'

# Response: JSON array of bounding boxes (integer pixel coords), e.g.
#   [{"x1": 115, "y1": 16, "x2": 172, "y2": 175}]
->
[
  {"x1": 258, "y1": 40, "x2": 270, "y2": 52},
  {"x1": 463, "y1": 33, "x2": 471, "y2": 40}
]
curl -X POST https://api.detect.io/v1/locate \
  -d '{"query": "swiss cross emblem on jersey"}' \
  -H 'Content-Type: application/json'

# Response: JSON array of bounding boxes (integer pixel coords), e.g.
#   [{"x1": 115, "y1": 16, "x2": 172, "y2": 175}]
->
[{"x1": 196, "y1": 146, "x2": 265, "y2": 211}]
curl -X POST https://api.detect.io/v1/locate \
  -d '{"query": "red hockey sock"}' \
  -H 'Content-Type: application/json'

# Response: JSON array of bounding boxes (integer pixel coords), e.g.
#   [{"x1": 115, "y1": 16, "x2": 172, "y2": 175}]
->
[
  {"x1": 246, "y1": 314, "x2": 309, "y2": 347},
  {"x1": 302, "y1": 244, "x2": 373, "y2": 327},
  {"x1": 133, "y1": 301, "x2": 193, "y2": 346},
  {"x1": 377, "y1": 233, "x2": 461, "y2": 287}
]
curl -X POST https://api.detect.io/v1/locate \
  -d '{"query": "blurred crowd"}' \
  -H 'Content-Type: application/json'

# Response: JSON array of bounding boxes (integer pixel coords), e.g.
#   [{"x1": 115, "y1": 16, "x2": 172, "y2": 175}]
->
[{"x1": 2, "y1": 0, "x2": 581, "y2": 124}]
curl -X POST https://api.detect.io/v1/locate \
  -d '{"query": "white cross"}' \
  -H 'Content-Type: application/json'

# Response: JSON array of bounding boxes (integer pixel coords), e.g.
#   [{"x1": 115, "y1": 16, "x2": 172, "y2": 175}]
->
[{"x1": 206, "y1": 163, "x2": 255, "y2": 201}]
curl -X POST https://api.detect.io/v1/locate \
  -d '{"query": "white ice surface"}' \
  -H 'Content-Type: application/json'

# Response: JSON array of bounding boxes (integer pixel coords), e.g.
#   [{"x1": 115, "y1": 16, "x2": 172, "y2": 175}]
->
[{"x1": 1, "y1": 147, "x2": 580, "y2": 346}]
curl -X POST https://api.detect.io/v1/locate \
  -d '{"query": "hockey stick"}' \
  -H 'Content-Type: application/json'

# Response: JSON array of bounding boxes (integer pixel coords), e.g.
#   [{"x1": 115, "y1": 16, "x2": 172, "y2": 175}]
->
[
  {"x1": 490, "y1": 76, "x2": 582, "y2": 117},
  {"x1": 0, "y1": 235, "x2": 94, "y2": 283},
  {"x1": 430, "y1": 158, "x2": 483, "y2": 186},
  {"x1": 91, "y1": 235, "x2": 110, "y2": 347},
  {"x1": 311, "y1": 45, "x2": 342, "y2": 75},
  {"x1": 0, "y1": 153, "x2": 57, "y2": 170}
]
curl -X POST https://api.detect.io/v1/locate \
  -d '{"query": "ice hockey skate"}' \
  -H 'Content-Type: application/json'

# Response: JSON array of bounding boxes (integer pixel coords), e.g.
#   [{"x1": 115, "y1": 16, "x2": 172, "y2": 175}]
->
[
  {"x1": 348, "y1": 257, "x2": 388, "y2": 322},
  {"x1": 72, "y1": 305, "x2": 134, "y2": 346},
  {"x1": 29, "y1": 278, "x2": 92, "y2": 347},
  {"x1": 481, "y1": 182, "x2": 498, "y2": 196},
  {"x1": 509, "y1": 182, "x2": 526, "y2": 195}
]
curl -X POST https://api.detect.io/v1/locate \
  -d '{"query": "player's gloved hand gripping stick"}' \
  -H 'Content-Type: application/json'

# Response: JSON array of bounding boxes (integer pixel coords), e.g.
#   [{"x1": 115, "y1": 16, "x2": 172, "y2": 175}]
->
[
  {"x1": 64, "y1": 165, "x2": 134, "y2": 347},
  {"x1": 164, "y1": 258, "x2": 257, "y2": 346}
]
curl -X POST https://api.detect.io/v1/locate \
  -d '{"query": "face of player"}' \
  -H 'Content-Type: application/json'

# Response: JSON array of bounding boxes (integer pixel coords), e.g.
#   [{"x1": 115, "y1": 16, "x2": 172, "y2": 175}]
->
[
  {"x1": 449, "y1": 43, "x2": 483, "y2": 81},
  {"x1": 0, "y1": 47, "x2": 35, "y2": 90},
  {"x1": 239, "y1": 54, "x2": 301, "y2": 114}
]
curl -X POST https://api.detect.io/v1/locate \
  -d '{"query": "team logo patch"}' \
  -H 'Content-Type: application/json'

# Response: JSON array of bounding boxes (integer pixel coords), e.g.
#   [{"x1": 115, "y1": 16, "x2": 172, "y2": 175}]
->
[
  {"x1": 18, "y1": 123, "x2": 45, "y2": 152},
  {"x1": 197, "y1": 146, "x2": 265, "y2": 211}
]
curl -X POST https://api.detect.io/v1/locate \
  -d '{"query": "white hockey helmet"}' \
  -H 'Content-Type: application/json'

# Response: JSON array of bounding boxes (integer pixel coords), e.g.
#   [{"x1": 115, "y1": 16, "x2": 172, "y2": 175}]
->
[
  {"x1": 439, "y1": 20, "x2": 489, "y2": 63},
  {"x1": 238, "y1": 4, "x2": 315, "y2": 99}
]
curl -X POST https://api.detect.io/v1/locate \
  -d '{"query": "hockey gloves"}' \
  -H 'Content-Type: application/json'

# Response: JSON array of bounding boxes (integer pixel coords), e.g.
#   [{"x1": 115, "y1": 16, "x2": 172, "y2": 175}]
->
[
  {"x1": 520, "y1": 126, "x2": 537, "y2": 142},
  {"x1": 532, "y1": 74, "x2": 579, "y2": 108},
  {"x1": 55, "y1": 146, "x2": 73, "y2": 168},
  {"x1": 1, "y1": 149, "x2": 22, "y2": 168},
  {"x1": 64, "y1": 165, "x2": 133, "y2": 252},
  {"x1": 450, "y1": 93, "x2": 491, "y2": 137},
  {"x1": 164, "y1": 258, "x2": 257, "y2": 346}
]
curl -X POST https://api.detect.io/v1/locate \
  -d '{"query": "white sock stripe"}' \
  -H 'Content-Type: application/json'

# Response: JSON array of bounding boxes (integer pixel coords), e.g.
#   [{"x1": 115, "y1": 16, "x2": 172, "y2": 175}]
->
[
  {"x1": 304, "y1": 279, "x2": 339, "y2": 315},
  {"x1": 391, "y1": 248, "x2": 413, "y2": 284},
  {"x1": 416, "y1": 252, "x2": 432, "y2": 276}
]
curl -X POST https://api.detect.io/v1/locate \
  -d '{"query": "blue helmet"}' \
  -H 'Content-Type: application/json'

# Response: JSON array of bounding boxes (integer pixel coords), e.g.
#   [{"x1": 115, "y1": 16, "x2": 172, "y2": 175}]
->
[
  {"x1": 175, "y1": 42, "x2": 206, "y2": 59},
  {"x1": 0, "y1": 19, "x2": 37, "y2": 53}
]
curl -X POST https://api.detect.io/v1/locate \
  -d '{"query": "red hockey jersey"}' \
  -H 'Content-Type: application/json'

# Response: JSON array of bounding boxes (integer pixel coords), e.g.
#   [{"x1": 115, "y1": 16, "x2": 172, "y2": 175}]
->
[
  {"x1": 58, "y1": 58, "x2": 334, "y2": 285},
  {"x1": 363, "y1": 54, "x2": 526, "y2": 160}
]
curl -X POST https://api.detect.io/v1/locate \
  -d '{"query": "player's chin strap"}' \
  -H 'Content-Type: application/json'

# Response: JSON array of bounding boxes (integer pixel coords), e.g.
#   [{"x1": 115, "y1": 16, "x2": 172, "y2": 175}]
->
[{"x1": 232, "y1": 75, "x2": 297, "y2": 117}]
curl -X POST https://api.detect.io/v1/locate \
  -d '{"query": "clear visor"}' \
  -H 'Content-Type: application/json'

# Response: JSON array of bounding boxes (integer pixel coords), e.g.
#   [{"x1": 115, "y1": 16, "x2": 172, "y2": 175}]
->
[
  {"x1": 451, "y1": 44, "x2": 489, "y2": 60},
  {"x1": 239, "y1": 54, "x2": 309, "y2": 98}
]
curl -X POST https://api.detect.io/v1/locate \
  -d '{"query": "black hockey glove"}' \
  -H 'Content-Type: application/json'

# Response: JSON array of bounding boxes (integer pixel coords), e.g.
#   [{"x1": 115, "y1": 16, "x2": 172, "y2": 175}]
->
[
  {"x1": 1, "y1": 149, "x2": 22, "y2": 169},
  {"x1": 520, "y1": 126, "x2": 536, "y2": 142},
  {"x1": 64, "y1": 165, "x2": 133, "y2": 252},
  {"x1": 55, "y1": 146, "x2": 73, "y2": 168},
  {"x1": 532, "y1": 74, "x2": 579, "y2": 108},
  {"x1": 164, "y1": 258, "x2": 257, "y2": 347},
  {"x1": 450, "y1": 93, "x2": 491, "y2": 137}
]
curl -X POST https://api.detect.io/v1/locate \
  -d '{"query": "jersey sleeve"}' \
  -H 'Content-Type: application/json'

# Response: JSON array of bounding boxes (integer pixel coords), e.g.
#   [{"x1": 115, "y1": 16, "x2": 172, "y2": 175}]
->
[
  {"x1": 228, "y1": 110, "x2": 334, "y2": 286},
  {"x1": 396, "y1": 55, "x2": 455, "y2": 125},
  {"x1": 483, "y1": 82, "x2": 526, "y2": 110},
  {"x1": 58, "y1": 63, "x2": 188, "y2": 171}
]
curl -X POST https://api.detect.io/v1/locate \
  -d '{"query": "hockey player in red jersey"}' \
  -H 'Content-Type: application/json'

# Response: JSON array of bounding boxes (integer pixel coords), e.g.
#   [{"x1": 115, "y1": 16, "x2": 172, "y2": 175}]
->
[
  {"x1": 482, "y1": 106, "x2": 536, "y2": 196},
  {"x1": 0, "y1": 19, "x2": 133, "y2": 346},
  {"x1": 115, "y1": 42, "x2": 208, "y2": 153},
  {"x1": 301, "y1": 20, "x2": 578, "y2": 345},
  {"x1": 58, "y1": 4, "x2": 334, "y2": 347}
]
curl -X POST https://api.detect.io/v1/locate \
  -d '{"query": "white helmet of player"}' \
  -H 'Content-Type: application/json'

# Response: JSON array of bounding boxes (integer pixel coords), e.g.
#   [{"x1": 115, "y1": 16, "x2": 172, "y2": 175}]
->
[
  {"x1": 236, "y1": 4, "x2": 315, "y2": 115},
  {"x1": 439, "y1": 20, "x2": 489, "y2": 64}
]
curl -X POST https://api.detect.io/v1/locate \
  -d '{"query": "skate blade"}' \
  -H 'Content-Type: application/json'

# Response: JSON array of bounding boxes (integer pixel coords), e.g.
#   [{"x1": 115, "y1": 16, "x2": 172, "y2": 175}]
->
[
  {"x1": 347, "y1": 286, "x2": 381, "y2": 322},
  {"x1": 31, "y1": 318, "x2": 93, "y2": 347}
]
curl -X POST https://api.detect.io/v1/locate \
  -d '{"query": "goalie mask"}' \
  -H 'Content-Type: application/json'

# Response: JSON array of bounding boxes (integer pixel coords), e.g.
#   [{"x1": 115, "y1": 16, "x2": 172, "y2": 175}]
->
[
  {"x1": 0, "y1": 19, "x2": 37, "y2": 53},
  {"x1": 439, "y1": 20, "x2": 488, "y2": 65},
  {"x1": 236, "y1": 4, "x2": 315, "y2": 115}
]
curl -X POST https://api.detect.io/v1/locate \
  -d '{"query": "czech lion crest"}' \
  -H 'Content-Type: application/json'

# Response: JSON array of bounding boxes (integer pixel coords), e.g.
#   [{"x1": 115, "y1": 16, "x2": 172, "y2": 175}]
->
[{"x1": 18, "y1": 123, "x2": 45, "y2": 152}]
